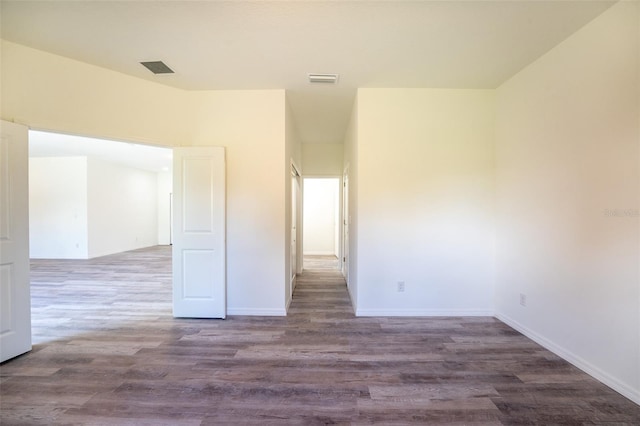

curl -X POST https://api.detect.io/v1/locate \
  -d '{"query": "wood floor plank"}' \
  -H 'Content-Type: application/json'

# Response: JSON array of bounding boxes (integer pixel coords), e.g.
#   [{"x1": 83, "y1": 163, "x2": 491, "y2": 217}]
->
[{"x1": 1, "y1": 246, "x2": 638, "y2": 425}]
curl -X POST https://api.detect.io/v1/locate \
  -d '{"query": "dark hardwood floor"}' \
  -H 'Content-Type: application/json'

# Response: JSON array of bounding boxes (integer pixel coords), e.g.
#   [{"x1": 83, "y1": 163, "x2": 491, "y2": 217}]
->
[{"x1": 1, "y1": 246, "x2": 638, "y2": 425}]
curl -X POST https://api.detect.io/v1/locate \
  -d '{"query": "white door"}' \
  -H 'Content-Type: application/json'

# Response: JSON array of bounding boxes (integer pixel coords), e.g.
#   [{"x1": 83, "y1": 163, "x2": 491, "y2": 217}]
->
[
  {"x1": 0, "y1": 121, "x2": 31, "y2": 362},
  {"x1": 172, "y1": 147, "x2": 226, "y2": 318}
]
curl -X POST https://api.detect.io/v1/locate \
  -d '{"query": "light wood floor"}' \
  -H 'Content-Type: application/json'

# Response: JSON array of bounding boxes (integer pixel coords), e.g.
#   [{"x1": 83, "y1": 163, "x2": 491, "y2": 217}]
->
[
  {"x1": 303, "y1": 255, "x2": 340, "y2": 270},
  {"x1": 1, "y1": 246, "x2": 639, "y2": 425}
]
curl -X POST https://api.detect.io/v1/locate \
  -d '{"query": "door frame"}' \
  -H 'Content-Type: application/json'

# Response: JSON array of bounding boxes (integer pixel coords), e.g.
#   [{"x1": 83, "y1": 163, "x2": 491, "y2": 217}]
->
[
  {"x1": 342, "y1": 167, "x2": 349, "y2": 284},
  {"x1": 290, "y1": 162, "x2": 302, "y2": 299},
  {"x1": 301, "y1": 175, "x2": 343, "y2": 269}
]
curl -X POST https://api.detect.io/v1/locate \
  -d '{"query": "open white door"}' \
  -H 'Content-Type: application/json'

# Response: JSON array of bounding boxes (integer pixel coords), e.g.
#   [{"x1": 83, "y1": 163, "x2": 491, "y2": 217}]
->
[
  {"x1": 172, "y1": 147, "x2": 226, "y2": 318},
  {"x1": 0, "y1": 121, "x2": 31, "y2": 362}
]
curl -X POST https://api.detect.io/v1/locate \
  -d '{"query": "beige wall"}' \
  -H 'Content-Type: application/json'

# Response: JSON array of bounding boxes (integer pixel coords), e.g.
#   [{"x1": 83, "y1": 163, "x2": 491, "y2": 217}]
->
[
  {"x1": 302, "y1": 143, "x2": 343, "y2": 176},
  {"x1": 2, "y1": 41, "x2": 289, "y2": 315},
  {"x1": 495, "y1": 0, "x2": 639, "y2": 403},
  {"x1": 188, "y1": 90, "x2": 288, "y2": 314},
  {"x1": 354, "y1": 88, "x2": 495, "y2": 316},
  {"x1": 1, "y1": 41, "x2": 189, "y2": 147}
]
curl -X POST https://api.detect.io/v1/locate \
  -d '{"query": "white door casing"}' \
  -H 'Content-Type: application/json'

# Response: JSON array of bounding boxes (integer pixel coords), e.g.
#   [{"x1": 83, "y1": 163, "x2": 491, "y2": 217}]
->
[
  {"x1": 0, "y1": 121, "x2": 32, "y2": 362},
  {"x1": 290, "y1": 164, "x2": 300, "y2": 293},
  {"x1": 172, "y1": 147, "x2": 226, "y2": 319},
  {"x1": 342, "y1": 169, "x2": 350, "y2": 284}
]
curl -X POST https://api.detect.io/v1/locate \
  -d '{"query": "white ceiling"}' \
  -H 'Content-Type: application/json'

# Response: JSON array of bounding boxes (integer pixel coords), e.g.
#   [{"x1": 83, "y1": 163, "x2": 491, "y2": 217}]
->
[
  {"x1": 29, "y1": 130, "x2": 173, "y2": 173},
  {"x1": 2, "y1": 0, "x2": 615, "y2": 145}
]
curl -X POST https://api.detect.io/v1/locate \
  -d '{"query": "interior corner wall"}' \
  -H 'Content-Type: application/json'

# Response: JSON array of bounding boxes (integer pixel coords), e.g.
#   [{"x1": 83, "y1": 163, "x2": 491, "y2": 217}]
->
[
  {"x1": 189, "y1": 90, "x2": 288, "y2": 316},
  {"x1": 494, "y1": 1, "x2": 640, "y2": 404},
  {"x1": 86, "y1": 157, "x2": 158, "y2": 258},
  {"x1": 29, "y1": 157, "x2": 88, "y2": 259},
  {"x1": 302, "y1": 143, "x2": 344, "y2": 176},
  {"x1": 355, "y1": 88, "x2": 495, "y2": 317}
]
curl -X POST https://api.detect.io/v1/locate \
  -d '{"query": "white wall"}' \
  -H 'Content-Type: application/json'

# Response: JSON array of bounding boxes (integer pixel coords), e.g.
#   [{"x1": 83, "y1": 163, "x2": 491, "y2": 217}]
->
[
  {"x1": 157, "y1": 171, "x2": 172, "y2": 245},
  {"x1": 302, "y1": 143, "x2": 343, "y2": 176},
  {"x1": 87, "y1": 158, "x2": 158, "y2": 258},
  {"x1": 303, "y1": 178, "x2": 340, "y2": 256},
  {"x1": 29, "y1": 157, "x2": 88, "y2": 259},
  {"x1": 30, "y1": 155, "x2": 160, "y2": 259},
  {"x1": 494, "y1": 1, "x2": 639, "y2": 404},
  {"x1": 355, "y1": 88, "x2": 495, "y2": 316}
]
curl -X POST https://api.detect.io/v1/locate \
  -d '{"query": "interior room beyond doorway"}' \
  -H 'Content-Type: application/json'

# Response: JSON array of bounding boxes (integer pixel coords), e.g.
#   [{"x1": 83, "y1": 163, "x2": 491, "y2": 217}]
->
[
  {"x1": 302, "y1": 177, "x2": 340, "y2": 270},
  {"x1": 28, "y1": 130, "x2": 173, "y2": 260}
]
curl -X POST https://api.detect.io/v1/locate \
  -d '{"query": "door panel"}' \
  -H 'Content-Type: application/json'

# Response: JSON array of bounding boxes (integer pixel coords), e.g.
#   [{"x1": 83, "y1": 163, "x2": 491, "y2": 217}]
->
[
  {"x1": 0, "y1": 121, "x2": 31, "y2": 362},
  {"x1": 172, "y1": 147, "x2": 225, "y2": 318}
]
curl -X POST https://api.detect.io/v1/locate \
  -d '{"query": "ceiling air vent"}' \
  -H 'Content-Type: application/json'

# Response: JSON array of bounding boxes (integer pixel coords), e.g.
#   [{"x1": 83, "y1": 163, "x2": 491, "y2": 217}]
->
[
  {"x1": 308, "y1": 73, "x2": 339, "y2": 84},
  {"x1": 140, "y1": 61, "x2": 174, "y2": 74}
]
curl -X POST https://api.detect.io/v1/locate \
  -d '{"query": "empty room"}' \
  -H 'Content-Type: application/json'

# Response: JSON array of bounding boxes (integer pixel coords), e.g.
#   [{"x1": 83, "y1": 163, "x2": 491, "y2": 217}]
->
[{"x1": 1, "y1": 0, "x2": 639, "y2": 424}]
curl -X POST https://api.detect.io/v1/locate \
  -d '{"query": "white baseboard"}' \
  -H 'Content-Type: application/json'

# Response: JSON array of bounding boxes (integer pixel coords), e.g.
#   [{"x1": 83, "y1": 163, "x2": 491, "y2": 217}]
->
[
  {"x1": 304, "y1": 251, "x2": 337, "y2": 256},
  {"x1": 495, "y1": 312, "x2": 640, "y2": 406},
  {"x1": 226, "y1": 307, "x2": 286, "y2": 316},
  {"x1": 356, "y1": 308, "x2": 494, "y2": 317}
]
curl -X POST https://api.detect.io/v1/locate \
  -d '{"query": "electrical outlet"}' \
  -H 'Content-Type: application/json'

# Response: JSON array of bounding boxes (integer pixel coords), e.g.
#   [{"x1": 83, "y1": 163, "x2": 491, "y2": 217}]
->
[
  {"x1": 519, "y1": 293, "x2": 527, "y2": 307},
  {"x1": 397, "y1": 281, "x2": 405, "y2": 292}
]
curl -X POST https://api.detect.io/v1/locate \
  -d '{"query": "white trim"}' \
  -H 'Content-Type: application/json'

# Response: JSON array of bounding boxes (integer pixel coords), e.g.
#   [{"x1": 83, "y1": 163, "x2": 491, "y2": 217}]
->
[
  {"x1": 496, "y1": 312, "x2": 640, "y2": 406},
  {"x1": 227, "y1": 308, "x2": 287, "y2": 317},
  {"x1": 356, "y1": 309, "x2": 494, "y2": 317}
]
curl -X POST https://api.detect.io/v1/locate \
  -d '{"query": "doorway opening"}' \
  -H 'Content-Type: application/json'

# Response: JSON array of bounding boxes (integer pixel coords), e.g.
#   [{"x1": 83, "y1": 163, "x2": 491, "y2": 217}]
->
[
  {"x1": 302, "y1": 177, "x2": 341, "y2": 270},
  {"x1": 27, "y1": 130, "x2": 174, "y2": 344}
]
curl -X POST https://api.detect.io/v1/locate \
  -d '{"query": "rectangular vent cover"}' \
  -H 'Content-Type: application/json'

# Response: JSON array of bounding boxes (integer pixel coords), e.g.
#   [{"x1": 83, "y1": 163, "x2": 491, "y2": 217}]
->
[
  {"x1": 141, "y1": 61, "x2": 174, "y2": 74},
  {"x1": 308, "y1": 73, "x2": 339, "y2": 84}
]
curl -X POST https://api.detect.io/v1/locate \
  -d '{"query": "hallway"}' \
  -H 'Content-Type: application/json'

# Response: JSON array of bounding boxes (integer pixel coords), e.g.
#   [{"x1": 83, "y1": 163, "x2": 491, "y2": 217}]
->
[
  {"x1": 303, "y1": 254, "x2": 341, "y2": 271},
  {"x1": 1, "y1": 246, "x2": 638, "y2": 424}
]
